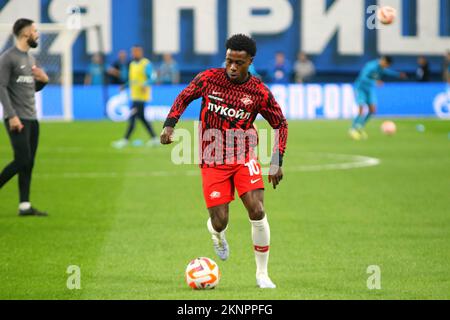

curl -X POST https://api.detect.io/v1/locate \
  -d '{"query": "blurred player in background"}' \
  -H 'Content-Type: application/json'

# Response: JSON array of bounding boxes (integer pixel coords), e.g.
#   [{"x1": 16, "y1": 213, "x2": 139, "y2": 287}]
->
[
  {"x1": 443, "y1": 51, "x2": 450, "y2": 83},
  {"x1": 108, "y1": 50, "x2": 129, "y2": 85},
  {"x1": 0, "y1": 19, "x2": 49, "y2": 216},
  {"x1": 161, "y1": 34, "x2": 288, "y2": 289},
  {"x1": 112, "y1": 45, "x2": 159, "y2": 148},
  {"x1": 157, "y1": 53, "x2": 179, "y2": 85},
  {"x1": 84, "y1": 53, "x2": 106, "y2": 86},
  {"x1": 416, "y1": 56, "x2": 430, "y2": 82},
  {"x1": 349, "y1": 56, "x2": 407, "y2": 140},
  {"x1": 269, "y1": 51, "x2": 291, "y2": 84},
  {"x1": 445, "y1": 51, "x2": 450, "y2": 109}
]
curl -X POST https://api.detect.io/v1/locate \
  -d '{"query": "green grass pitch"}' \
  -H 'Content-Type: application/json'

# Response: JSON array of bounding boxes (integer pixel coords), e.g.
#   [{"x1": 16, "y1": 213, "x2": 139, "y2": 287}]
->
[{"x1": 0, "y1": 119, "x2": 449, "y2": 300}]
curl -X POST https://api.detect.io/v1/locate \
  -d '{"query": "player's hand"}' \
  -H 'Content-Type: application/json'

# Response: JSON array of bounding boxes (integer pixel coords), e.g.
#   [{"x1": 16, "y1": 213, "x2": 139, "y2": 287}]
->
[
  {"x1": 9, "y1": 116, "x2": 24, "y2": 133},
  {"x1": 32, "y1": 66, "x2": 49, "y2": 83},
  {"x1": 268, "y1": 165, "x2": 283, "y2": 190},
  {"x1": 376, "y1": 80, "x2": 384, "y2": 87},
  {"x1": 160, "y1": 126, "x2": 174, "y2": 145},
  {"x1": 400, "y1": 72, "x2": 408, "y2": 80}
]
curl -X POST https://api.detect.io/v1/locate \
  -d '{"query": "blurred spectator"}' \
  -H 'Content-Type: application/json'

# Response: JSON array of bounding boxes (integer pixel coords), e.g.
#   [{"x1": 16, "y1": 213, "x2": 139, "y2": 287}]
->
[
  {"x1": 294, "y1": 52, "x2": 316, "y2": 83},
  {"x1": 416, "y1": 56, "x2": 430, "y2": 82},
  {"x1": 108, "y1": 50, "x2": 129, "y2": 85},
  {"x1": 444, "y1": 51, "x2": 450, "y2": 83},
  {"x1": 157, "y1": 53, "x2": 180, "y2": 84},
  {"x1": 269, "y1": 52, "x2": 292, "y2": 84},
  {"x1": 84, "y1": 53, "x2": 106, "y2": 85},
  {"x1": 248, "y1": 64, "x2": 262, "y2": 80}
]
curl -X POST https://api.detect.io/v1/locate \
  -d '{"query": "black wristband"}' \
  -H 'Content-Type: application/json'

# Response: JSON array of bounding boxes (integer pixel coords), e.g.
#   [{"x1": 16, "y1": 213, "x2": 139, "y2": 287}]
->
[
  {"x1": 271, "y1": 153, "x2": 284, "y2": 167},
  {"x1": 163, "y1": 118, "x2": 178, "y2": 128},
  {"x1": 35, "y1": 81, "x2": 47, "y2": 92}
]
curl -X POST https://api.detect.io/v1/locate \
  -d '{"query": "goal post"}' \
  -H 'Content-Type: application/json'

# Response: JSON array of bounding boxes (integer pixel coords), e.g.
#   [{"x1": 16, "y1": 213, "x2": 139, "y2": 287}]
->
[{"x1": 0, "y1": 23, "x2": 74, "y2": 121}]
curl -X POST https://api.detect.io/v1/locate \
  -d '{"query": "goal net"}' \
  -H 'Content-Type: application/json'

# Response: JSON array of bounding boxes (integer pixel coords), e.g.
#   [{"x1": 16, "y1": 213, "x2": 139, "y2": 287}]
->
[{"x1": 0, "y1": 23, "x2": 74, "y2": 121}]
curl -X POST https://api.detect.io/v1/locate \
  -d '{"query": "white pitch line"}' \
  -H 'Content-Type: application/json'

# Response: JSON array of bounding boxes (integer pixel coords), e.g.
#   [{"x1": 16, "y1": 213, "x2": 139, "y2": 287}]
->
[
  {"x1": 32, "y1": 153, "x2": 380, "y2": 179},
  {"x1": 286, "y1": 153, "x2": 381, "y2": 172}
]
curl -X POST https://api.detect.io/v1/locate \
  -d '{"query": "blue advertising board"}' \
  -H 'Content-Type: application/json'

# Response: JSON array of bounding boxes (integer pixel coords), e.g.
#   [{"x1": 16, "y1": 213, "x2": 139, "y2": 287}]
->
[{"x1": 16, "y1": 82, "x2": 446, "y2": 121}]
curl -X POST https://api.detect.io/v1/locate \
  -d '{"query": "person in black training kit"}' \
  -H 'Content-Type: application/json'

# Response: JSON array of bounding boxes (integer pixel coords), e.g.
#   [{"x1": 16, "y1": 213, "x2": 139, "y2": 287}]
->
[
  {"x1": 416, "y1": 56, "x2": 430, "y2": 82},
  {"x1": 0, "y1": 19, "x2": 49, "y2": 216}
]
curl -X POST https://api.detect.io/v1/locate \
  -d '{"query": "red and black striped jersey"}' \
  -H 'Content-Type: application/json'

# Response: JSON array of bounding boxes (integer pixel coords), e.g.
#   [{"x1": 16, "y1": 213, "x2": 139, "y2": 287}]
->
[{"x1": 164, "y1": 68, "x2": 288, "y2": 167}]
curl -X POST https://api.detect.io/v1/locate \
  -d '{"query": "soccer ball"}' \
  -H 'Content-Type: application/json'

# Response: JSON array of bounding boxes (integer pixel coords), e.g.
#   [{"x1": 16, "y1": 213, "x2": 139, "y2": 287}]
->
[
  {"x1": 377, "y1": 6, "x2": 397, "y2": 25},
  {"x1": 381, "y1": 121, "x2": 397, "y2": 136},
  {"x1": 185, "y1": 257, "x2": 220, "y2": 289}
]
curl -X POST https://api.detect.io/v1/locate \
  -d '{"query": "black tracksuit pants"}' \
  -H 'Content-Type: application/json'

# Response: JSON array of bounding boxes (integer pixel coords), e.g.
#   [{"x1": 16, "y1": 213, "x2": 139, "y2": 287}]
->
[{"x1": 0, "y1": 119, "x2": 39, "y2": 203}]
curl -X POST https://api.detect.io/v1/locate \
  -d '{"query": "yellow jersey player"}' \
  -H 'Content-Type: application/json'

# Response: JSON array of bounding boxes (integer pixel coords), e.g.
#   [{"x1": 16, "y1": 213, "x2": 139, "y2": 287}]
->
[{"x1": 112, "y1": 45, "x2": 159, "y2": 148}]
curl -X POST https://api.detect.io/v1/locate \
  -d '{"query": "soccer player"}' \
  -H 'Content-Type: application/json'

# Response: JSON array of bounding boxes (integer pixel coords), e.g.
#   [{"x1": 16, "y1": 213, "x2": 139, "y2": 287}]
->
[
  {"x1": 160, "y1": 34, "x2": 288, "y2": 289},
  {"x1": 112, "y1": 45, "x2": 159, "y2": 148},
  {"x1": 349, "y1": 56, "x2": 406, "y2": 140},
  {"x1": 0, "y1": 19, "x2": 49, "y2": 216}
]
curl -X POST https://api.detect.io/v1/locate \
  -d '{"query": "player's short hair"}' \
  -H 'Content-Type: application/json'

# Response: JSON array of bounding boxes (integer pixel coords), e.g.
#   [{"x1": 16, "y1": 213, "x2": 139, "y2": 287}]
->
[
  {"x1": 382, "y1": 55, "x2": 393, "y2": 65},
  {"x1": 226, "y1": 34, "x2": 257, "y2": 58},
  {"x1": 13, "y1": 18, "x2": 34, "y2": 37}
]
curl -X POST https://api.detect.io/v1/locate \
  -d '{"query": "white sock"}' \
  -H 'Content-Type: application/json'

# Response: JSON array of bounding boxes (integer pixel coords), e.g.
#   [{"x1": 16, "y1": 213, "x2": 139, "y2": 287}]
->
[
  {"x1": 19, "y1": 202, "x2": 31, "y2": 211},
  {"x1": 250, "y1": 215, "x2": 271, "y2": 277},
  {"x1": 207, "y1": 218, "x2": 227, "y2": 239}
]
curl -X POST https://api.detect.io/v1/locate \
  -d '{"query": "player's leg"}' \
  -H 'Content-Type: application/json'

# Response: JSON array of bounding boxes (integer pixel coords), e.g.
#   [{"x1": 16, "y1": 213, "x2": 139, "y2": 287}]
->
[
  {"x1": 350, "y1": 105, "x2": 364, "y2": 140},
  {"x1": 135, "y1": 102, "x2": 155, "y2": 137},
  {"x1": 235, "y1": 159, "x2": 275, "y2": 288},
  {"x1": 202, "y1": 165, "x2": 235, "y2": 261},
  {"x1": 0, "y1": 119, "x2": 30, "y2": 189},
  {"x1": 0, "y1": 120, "x2": 46, "y2": 216},
  {"x1": 362, "y1": 104, "x2": 377, "y2": 128},
  {"x1": 18, "y1": 120, "x2": 35, "y2": 206},
  {"x1": 112, "y1": 102, "x2": 138, "y2": 148},
  {"x1": 134, "y1": 102, "x2": 158, "y2": 146},
  {"x1": 241, "y1": 189, "x2": 276, "y2": 289},
  {"x1": 350, "y1": 88, "x2": 367, "y2": 140},
  {"x1": 356, "y1": 103, "x2": 376, "y2": 140},
  {"x1": 359, "y1": 88, "x2": 377, "y2": 128},
  {"x1": 352, "y1": 87, "x2": 367, "y2": 129},
  {"x1": 207, "y1": 203, "x2": 230, "y2": 261},
  {"x1": 17, "y1": 120, "x2": 47, "y2": 216},
  {"x1": 356, "y1": 88, "x2": 377, "y2": 139},
  {"x1": 124, "y1": 102, "x2": 139, "y2": 140}
]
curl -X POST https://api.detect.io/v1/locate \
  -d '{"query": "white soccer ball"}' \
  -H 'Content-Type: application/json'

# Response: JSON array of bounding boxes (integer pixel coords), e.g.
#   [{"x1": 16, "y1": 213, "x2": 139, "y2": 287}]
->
[
  {"x1": 185, "y1": 257, "x2": 220, "y2": 290},
  {"x1": 381, "y1": 121, "x2": 397, "y2": 136},
  {"x1": 377, "y1": 6, "x2": 397, "y2": 25}
]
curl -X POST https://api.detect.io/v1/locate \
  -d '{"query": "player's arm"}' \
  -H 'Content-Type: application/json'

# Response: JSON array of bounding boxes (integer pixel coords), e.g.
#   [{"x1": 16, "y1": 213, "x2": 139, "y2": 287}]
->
[
  {"x1": 259, "y1": 86, "x2": 288, "y2": 189},
  {"x1": 33, "y1": 65, "x2": 49, "y2": 92},
  {"x1": 0, "y1": 55, "x2": 23, "y2": 132},
  {"x1": 144, "y1": 62, "x2": 156, "y2": 86},
  {"x1": 383, "y1": 68, "x2": 407, "y2": 79},
  {"x1": 30, "y1": 57, "x2": 48, "y2": 91},
  {"x1": 107, "y1": 61, "x2": 120, "y2": 78},
  {"x1": 161, "y1": 72, "x2": 206, "y2": 144}
]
